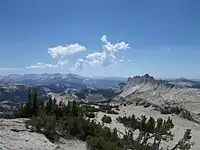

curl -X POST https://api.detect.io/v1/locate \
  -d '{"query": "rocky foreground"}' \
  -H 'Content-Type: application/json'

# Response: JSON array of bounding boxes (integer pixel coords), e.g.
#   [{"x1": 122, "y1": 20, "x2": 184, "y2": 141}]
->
[
  {"x1": 1, "y1": 103, "x2": 200, "y2": 150},
  {"x1": 99, "y1": 104, "x2": 200, "y2": 150},
  {"x1": 0, "y1": 118, "x2": 86, "y2": 150}
]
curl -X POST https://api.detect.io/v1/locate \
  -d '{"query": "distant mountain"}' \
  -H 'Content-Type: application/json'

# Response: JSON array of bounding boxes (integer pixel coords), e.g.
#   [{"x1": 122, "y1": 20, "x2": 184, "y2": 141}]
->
[
  {"x1": 0, "y1": 73, "x2": 125, "y2": 106},
  {"x1": 0, "y1": 83, "x2": 49, "y2": 103},
  {"x1": 0, "y1": 73, "x2": 124, "y2": 89},
  {"x1": 168, "y1": 78, "x2": 200, "y2": 89}
]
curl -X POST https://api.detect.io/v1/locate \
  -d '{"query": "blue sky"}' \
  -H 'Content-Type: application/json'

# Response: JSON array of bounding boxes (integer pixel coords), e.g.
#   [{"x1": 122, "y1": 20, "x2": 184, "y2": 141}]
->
[{"x1": 0, "y1": 0, "x2": 200, "y2": 78}]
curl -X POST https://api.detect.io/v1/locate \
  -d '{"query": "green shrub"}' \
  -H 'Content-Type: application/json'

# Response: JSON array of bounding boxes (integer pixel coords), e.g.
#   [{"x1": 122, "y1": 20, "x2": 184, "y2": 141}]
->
[
  {"x1": 86, "y1": 127, "x2": 124, "y2": 150},
  {"x1": 86, "y1": 112, "x2": 95, "y2": 118},
  {"x1": 107, "y1": 109, "x2": 119, "y2": 115},
  {"x1": 43, "y1": 115, "x2": 59, "y2": 141},
  {"x1": 116, "y1": 108, "x2": 120, "y2": 111},
  {"x1": 102, "y1": 115, "x2": 112, "y2": 123},
  {"x1": 99, "y1": 105, "x2": 112, "y2": 112},
  {"x1": 84, "y1": 105, "x2": 100, "y2": 112}
]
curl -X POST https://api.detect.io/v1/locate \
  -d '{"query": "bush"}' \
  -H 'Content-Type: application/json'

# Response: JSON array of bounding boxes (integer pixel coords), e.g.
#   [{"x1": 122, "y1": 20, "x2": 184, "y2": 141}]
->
[
  {"x1": 99, "y1": 105, "x2": 112, "y2": 112},
  {"x1": 102, "y1": 115, "x2": 112, "y2": 123},
  {"x1": 86, "y1": 112, "x2": 95, "y2": 118},
  {"x1": 43, "y1": 115, "x2": 59, "y2": 141},
  {"x1": 107, "y1": 109, "x2": 119, "y2": 115},
  {"x1": 86, "y1": 127, "x2": 124, "y2": 150},
  {"x1": 84, "y1": 105, "x2": 100, "y2": 112},
  {"x1": 116, "y1": 108, "x2": 120, "y2": 111},
  {"x1": 143, "y1": 102, "x2": 151, "y2": 108}
]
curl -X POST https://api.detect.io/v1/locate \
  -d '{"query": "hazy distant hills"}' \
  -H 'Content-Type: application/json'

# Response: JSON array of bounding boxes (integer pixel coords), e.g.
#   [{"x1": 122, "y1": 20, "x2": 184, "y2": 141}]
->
[
  {"x1": 168, "y1": 78, "x2": 200, "y2": 89},
  {"x1": 0, "y1": 73, "x2": 126, "y2": 103},
  {"x1": 0, "y1": 73, "x2": 126, "y2": 89},
  {"x1": 1, "y1": 73, "x2": 200, "y2": 105}
]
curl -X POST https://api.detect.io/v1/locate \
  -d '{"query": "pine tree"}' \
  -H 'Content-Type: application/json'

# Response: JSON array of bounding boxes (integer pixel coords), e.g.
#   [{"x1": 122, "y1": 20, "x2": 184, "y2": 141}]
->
[
  {"x1": 146, "y1": 117, "x2": 155, "y2": 133},
  {"x1": 19, "y1": 104, "x2": 25, "y2": 117},
  {"x1": 171, "y1": 129, "x2": 193, "y2": 150},
  {"x1": 53, "y1": 98, "x2": 56, "y2": 107},
  {"x1": 27, "y1": 88, "x2": 33, "y2": 116},
  {"x1": 46, "y1": 96, "x2": 53, "y2": 114},
  {"x1": 28, "y1": 88, "x2": 32, "y2": 102},
  {"x1": 32, "y1": 88, "x2": 38, "y2": 116},
  {"x1": 72, "y1": 100, "x2": 79, "y2": 116}
]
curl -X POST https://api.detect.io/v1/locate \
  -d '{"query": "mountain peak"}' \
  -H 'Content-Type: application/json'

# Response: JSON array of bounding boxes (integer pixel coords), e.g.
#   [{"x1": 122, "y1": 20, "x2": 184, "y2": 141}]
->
[{"x1": 127, "y1": 74, "x2": 155, "y2": 85}]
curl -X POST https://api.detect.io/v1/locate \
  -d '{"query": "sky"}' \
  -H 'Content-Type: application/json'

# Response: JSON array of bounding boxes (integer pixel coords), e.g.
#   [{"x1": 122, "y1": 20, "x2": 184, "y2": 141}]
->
[{"x1": 0, "y1": 0, "x2": 200, "y2": 79}]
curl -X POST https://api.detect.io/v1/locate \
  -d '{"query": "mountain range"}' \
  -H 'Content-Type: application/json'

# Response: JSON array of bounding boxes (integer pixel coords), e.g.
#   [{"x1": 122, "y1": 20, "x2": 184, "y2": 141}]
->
[
  {"x1": 168, "y1": 78, "x2": 200, "y2": 89},
  {"x1": 0, "y1": 73, "x2": 126, "y2": 89},
  {"x1": 1, "y1": 73, "x2": 200, "y2": 104},
  {"x1": 0, "y1": 73, "x2": 127, "y2": 107}
]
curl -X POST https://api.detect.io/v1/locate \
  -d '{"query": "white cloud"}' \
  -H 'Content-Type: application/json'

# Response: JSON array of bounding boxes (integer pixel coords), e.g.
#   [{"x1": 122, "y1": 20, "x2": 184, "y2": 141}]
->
[
  {"x1": 27, "y1": 35, "x2": 129, "y2": 71},
  {"x1": 57, "y1": 60, "x2": 68, "y2": 68},
  {"x1": 72, "y1": 35, "x2": 130, "y2": 70},
  {"x1": 27, "y1": 43, "x2": 85, "y2": 69},
  {"x1": 103, "y1": 42, "x2": 129, "y2": 52},
  {"x1": 26, "y1": 63, "x2": 56, "y2": 69},
  {"x1": 101, "y1": 35, "x2": 108, "y2": 43},
  {"x1": 26, "y1": 60, "x2": 68, "y2": 69},
  {"x1": 127, "y1": 59, "x2": 132, "y2": 62},
  {"x1": 48, "y1": 44, "x2": 86, "y2": 59},
  {"x1": 101, "y1": 35, "x2": 130, "y2": 52},
  {"x1": 85, "y1": 52, "x2": 105, "y2": 66},
  {"x1": 70, "y1": 58, "x2": 85, "y2": 70}
]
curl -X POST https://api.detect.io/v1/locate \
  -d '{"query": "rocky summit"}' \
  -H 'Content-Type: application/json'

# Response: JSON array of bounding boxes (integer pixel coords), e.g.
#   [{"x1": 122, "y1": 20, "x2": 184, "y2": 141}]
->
[{"x1": 116, "y1": 74, "x2": 200, "y2": 123}]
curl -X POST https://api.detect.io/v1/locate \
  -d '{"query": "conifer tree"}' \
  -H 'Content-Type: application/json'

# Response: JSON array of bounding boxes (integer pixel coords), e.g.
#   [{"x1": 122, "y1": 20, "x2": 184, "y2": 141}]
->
[
  {"x1": 72, "y1": 100, "x2": 79, "y2": 116},
  {"x1": 32, "y1": 88, "x2": 38, "y2": 116},
  {"x1": 46, "y1": 96, "x2": 53, "y2": 114}
]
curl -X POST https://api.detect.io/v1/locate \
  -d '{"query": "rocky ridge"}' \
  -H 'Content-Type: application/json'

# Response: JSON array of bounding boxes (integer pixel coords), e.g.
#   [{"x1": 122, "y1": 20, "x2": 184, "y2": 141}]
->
[{"x1": 116, "y1": 74, "x2": 200, "y2": 123}]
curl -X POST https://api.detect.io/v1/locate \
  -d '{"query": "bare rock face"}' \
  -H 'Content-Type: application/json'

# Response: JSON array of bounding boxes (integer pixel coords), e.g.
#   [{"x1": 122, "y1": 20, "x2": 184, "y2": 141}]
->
[{"x1": 117, "y1": 74, "x2": 200, "y2": 123}]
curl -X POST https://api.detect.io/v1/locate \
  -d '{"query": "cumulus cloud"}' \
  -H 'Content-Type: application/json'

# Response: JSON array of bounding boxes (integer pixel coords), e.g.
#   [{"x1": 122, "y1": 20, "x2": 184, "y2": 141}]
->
[
  {"x1": 48, "y1": 44, "x2": 86, "y2": 59},
  {"x1": 70, "y1": 58, "x2": 85, "y2": 70},
  {"x1": 27, "y1": 35, "x2": 129, "y2": 70},
  {"x1": 127, "y1": 59, "x2": 132, "y2": 62},
  {"x1": 101, "y1": 35, "x2": 108, "y2": 43},
  {"x1": 101, "y1": 35, "x2": 129, "y2": 52},
  {"x1": 27, "y1": 43, "x2": 85, "y2": 69},
  {"x1": 72, "y1": 35, "x2": 130, "y2": 70}
]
